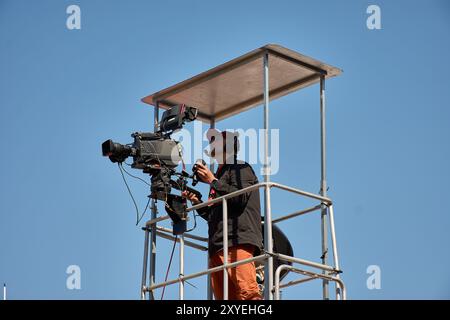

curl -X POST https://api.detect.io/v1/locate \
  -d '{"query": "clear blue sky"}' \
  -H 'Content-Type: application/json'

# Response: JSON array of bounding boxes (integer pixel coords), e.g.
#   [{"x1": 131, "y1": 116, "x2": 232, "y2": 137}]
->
[{"x1": 1, "y1": 0, "x2": 449, "y2": 300}]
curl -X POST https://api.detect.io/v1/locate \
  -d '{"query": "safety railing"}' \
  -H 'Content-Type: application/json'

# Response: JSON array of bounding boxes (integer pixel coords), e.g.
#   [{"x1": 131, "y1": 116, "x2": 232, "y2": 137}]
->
[{"x1": 140, "y1": 181, "x2": 344, "y2": 300}]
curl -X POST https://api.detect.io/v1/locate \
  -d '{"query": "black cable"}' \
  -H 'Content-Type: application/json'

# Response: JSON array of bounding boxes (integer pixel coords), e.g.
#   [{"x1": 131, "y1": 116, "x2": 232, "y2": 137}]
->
[
  {"x1": 184, "y1": 279, "x2": 198, "y2": 289},
  {"x1": 136, "y1": 196, "x2": 151, "y2": 226},
  {"x1": 161, "y1": 235, "x2": 178, "y2": 300},
  {"x1": 118, "y1": 163, "x2": 150, "y2": 226},
  {"x1": 121, "y1": 164, "x2": 151, "y2": 187},
  {"x1": 118, "y1": 163, "x2": 140, "y2": 225}
]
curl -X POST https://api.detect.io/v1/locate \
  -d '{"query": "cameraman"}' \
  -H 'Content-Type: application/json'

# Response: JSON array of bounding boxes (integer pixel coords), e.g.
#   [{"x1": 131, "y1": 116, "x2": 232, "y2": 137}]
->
[{"x1": 182, "y1": 129, "x2": 263, "y2": 300}]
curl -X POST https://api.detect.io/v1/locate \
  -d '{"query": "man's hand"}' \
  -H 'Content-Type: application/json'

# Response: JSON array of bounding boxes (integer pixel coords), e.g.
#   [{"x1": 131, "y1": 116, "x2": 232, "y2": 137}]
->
[
  {"x1": 195, "y1": 163, "x2": 216, "y2": 184},
  {"x1": 182, "y1": 190, "x2": 201, "y2": 205}
]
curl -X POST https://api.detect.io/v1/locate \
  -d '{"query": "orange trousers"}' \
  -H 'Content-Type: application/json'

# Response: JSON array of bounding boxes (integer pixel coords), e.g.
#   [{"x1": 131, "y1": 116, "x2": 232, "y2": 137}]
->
[{"x1": 209, "y1": 244, "x2": 262, "y2": 300}]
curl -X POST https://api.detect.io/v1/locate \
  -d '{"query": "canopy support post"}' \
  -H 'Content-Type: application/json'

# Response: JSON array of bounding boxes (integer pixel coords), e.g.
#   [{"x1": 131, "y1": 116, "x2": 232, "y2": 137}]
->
[
  {"x1": 263, "y1": 51, "x2": 274, "y2": 300},
  {"x1": 148, "y1": 101, "x2": 159, "y2": 300},
  {"x1": 319, "y1": 75, "x2": 329, "y2": 300}
]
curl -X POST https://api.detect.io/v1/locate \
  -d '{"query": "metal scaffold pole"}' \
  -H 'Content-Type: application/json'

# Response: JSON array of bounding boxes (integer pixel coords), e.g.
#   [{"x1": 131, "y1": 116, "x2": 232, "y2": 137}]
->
[
  {"x1": 319, "y1": 75, "x2": 329, "y2": 300},
  {"x1": 207, "y1": 118, "x2": 215, "y2": 300},
  {"x1": 148, "y1": 102, "x2": 160, "y2": 300},
  {"x1": 263, "y1": 51, "x2": 274, "y2": 300},
  {"x1": 179, "y1": 235, "x2": 185, "y2": 300}
]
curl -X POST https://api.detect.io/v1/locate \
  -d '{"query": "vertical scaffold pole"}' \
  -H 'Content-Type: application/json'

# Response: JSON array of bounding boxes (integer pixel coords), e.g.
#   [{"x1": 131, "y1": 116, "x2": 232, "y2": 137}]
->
[
  {"x1": 148, "y1": 101, "x2": 160, "y2": 300},
  {"x1": 207, "y1": 118, "x2": 215, "y2": 300},
  {"x1": 141, "y1": 228, "x2": 149, "y2": 300},
  {"x1": 222, "y1": 198, "x2": 229, "y2": 300},
  {"x1": 263, "y1": 51, "x2": 274, "y2": 300},
  {"x1": 320, "y1": 75, "x2": 329, "y2": 300},
  {"x1": 179, "y1": 235, "x2": 185, "y2": 300}
]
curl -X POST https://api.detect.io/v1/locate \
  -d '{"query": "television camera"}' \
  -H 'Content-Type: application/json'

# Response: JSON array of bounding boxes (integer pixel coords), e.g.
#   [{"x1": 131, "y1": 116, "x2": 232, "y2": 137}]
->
[{"x1": 102, "y1": 104, "x2": 203, "y2": 234}]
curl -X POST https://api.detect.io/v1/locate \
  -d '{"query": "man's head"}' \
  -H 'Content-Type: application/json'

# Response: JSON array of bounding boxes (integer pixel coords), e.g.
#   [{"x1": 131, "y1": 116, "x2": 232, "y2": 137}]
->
[{"x1": 205, "y1": 128, "x2": 240, "y2": 164}]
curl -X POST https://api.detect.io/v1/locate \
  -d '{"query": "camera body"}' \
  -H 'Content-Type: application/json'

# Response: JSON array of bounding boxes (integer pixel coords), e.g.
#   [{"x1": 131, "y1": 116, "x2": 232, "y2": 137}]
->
[
  {"x1": 102, "y1": 132, "x2": 180, "y2": 168},
  {"x1": 130, "y1": 132, "x2": 181, "y2": 172}
]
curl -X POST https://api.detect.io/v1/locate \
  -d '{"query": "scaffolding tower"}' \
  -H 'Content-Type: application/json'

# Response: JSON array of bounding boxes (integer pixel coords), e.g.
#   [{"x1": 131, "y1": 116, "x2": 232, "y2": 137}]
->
[{"x1": 139, "y1": 44, "x2": 345, "y2": 300}]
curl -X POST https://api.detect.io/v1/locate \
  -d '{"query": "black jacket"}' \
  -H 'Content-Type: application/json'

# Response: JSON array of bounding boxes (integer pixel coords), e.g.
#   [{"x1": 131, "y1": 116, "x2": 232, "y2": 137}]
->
[{"x1": 197, "y1": 161, "x2": 263, "y2": 256}]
